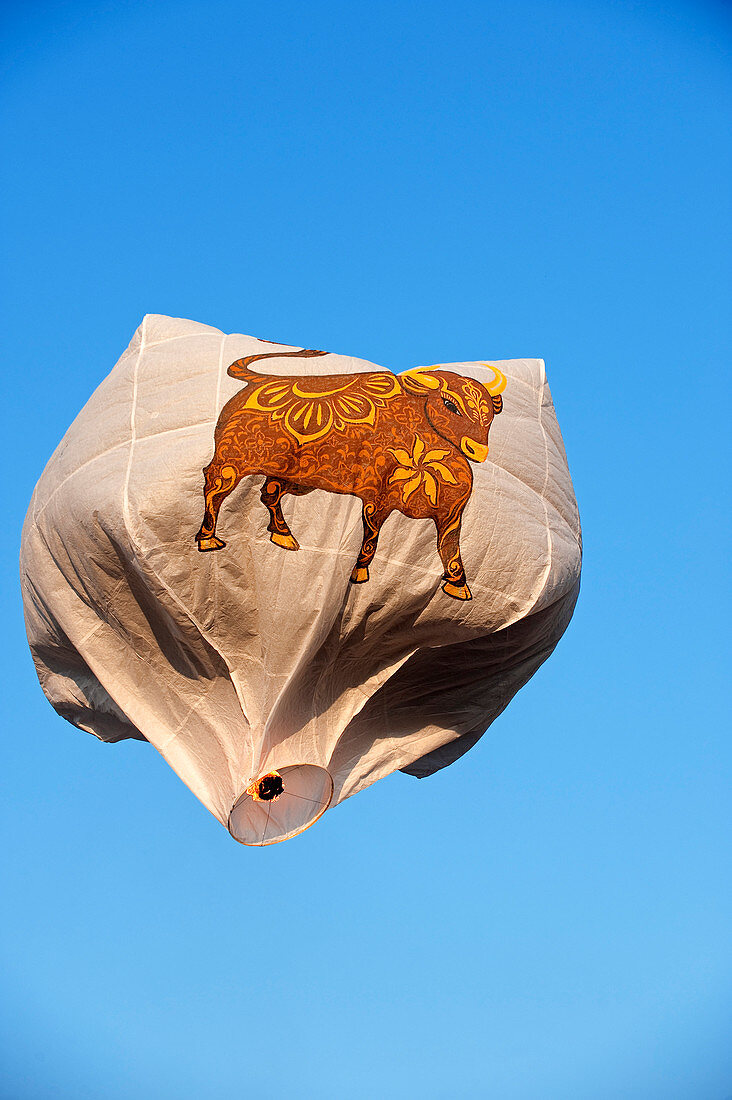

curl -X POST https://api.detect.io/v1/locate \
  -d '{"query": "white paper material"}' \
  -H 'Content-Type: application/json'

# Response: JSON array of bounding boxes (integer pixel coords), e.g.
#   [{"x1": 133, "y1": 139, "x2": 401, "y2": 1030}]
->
[{"x1": 21, "y1": 315, "x2": 581, "y2": 844}]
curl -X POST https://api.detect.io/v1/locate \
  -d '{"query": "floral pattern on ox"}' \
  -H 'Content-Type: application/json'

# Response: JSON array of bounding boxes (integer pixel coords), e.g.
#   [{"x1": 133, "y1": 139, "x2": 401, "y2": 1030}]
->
[
  {"x1": 196, "y1": 348, "x2": 506, "y2": 600},
  {"x1": 240, "y1": 370, "x2": 402, "y2": 446},
  {"x1": 389, "y1": 436, "x2": 458, "y2": 506}
]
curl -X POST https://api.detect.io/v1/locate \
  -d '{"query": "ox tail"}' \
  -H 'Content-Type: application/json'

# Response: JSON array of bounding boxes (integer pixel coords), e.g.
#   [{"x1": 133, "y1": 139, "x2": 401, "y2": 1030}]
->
[{"x1": 227, "y1": 348, "x2": 327, "y2": 382}]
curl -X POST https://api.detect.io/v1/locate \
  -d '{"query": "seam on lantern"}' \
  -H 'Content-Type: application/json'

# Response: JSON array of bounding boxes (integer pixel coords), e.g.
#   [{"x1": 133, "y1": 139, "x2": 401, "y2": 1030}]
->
[
  {"x1": 119, "y1": 559, "x2": 257, "y2": 787},
  {"x1": 31, "y1": 420, "x2": 219, "y2": 523},
  {"x1": 473, "y1": 462, "x2": 569, "y2": 526},
  {"x1": 243, "y1": 537, "x2": 524, "y2": 606},
  {"x1": 144, "y1": 331, "x2": 321, "y2": 352},
  {"x1": 122, "y1": 314, "x2": 145, "y2": 540},
  {"x1": 213, "y1": 333, "x2": 227, "y2": 418},
  {"x1": 75, "y1": 619, "x2": 105, "y2": 648},
  {"x1": 123, "y1": 418, "x2": 218, "y2": 444},
  {"x1": 211, "y1": 333, "x2": 227, "y2": 627},
  {"x1": 143, "y1": 330, "x2": 225, "y2": 349},
  {"x1": 122, "y1": 551, "x2": 258, "y2": 763},
  {"x1": 29, "y1": 526, "x2": 145, "y2": 743},
  {"x1": 30, "y1": 346, "x2": 136, "y2": 524},
  {"x1": 259, "y1": 558, "x2": 354, "y2": 753},
  {"x1": 157, "y1": 678, "x2": 220, "y2": 751},
  {"x1": 520, "y1": 361, "x2": 554, "y2": 619}
]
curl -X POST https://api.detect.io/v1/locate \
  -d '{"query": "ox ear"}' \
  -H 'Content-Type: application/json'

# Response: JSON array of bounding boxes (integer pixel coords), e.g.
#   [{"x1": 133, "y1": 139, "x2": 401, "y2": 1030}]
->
[
  {"x1": 400, "y1": 368, "x2": 442, "y2": 395},
  {"x1": 491, "y1": 393, "x2": 503, "y2": 415}
]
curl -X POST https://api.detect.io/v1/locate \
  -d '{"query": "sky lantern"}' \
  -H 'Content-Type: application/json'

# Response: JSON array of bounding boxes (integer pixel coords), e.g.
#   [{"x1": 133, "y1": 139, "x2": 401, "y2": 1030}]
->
[{"x1": 21, "y1": 315, "x2": 581, "y2": 845}]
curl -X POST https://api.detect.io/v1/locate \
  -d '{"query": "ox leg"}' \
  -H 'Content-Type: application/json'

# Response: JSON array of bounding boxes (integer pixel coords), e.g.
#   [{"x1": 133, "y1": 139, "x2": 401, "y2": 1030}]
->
[
  {"x1": 435, "y1": 510, "x2": 472, "y2": 600},
  {"x1": 350, "y1": 503, "x2": 387, "y2": 584},
  {"x1": 261, "y1": 478, "x2": 300, "y2": 551},
  {"x1": 196, "y1": 463, "x2": 242, "y2": 551}
]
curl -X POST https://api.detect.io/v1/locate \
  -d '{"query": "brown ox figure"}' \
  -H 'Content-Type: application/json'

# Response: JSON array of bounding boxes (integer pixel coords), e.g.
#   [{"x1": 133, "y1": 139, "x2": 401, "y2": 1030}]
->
[{"x1": 196, "y1": 349, "x2": 506, "y2": 600}]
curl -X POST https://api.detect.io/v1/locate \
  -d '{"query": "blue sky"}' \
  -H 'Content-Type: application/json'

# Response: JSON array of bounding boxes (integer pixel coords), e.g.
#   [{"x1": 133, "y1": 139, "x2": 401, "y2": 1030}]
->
[{"x1": 1, "y1": 1, "x2": 730, "y2": 1096}]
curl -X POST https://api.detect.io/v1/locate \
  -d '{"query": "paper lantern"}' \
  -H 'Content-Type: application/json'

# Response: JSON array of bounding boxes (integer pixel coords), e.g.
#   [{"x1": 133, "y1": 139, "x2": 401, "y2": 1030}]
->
[{"x1": 21, "y1": 315, "x2": 581, "y2": 845}]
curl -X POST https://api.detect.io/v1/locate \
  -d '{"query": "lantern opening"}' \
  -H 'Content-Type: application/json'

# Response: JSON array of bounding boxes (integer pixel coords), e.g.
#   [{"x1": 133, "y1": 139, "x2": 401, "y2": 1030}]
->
[
  {"x1": 257, "y1": 773, "x2": 284, "y2": 801},
  {"x1": 246, "y1": 771, "x2": 284, "y2": 802}
]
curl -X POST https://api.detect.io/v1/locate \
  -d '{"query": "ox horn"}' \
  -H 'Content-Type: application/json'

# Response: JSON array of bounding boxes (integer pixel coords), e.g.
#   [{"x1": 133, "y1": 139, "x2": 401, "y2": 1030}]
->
[
  {"x1": 479, "y1": 363, "x2": 508, "y2": 398},
  {"x1": 400, "y1": 368, "x2": 442, "y2": 394},
  {"x1": 480, "y1": 363, "x2": 507, "y2": 396}
]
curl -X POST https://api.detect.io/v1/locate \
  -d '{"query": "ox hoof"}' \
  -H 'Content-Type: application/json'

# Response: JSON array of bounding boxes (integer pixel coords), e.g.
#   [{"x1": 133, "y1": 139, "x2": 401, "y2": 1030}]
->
[
  {"x1": 442, "y1": 580, "x2": 472, "y2": 601},
  {"x1": 270, "y1": 532, "x2": 300, "y2": 551},
  {"x1": 350, "y1": 566, "x2": 369, "y2": 584},
  {"x1": 197, "y1": 536, "x2": 226, "y2": 552}
]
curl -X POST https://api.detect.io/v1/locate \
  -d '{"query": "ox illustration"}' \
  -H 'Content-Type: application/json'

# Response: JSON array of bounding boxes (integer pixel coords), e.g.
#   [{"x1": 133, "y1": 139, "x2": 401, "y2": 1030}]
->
[{"x1": 196, "y1": 349, "x2": 506, "y2": 600}]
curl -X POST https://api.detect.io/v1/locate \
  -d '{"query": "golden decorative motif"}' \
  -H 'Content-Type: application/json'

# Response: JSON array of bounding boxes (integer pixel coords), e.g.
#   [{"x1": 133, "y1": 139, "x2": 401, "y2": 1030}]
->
[
  {"x1": 461, "y1": 380, "x2": 492, "y2": 426},
  {"x1": 388, "y1": 435, "x2": 458, "y2": 506},
  {"x1": 241, "y1": 371, "x2": 401, "y2": 446}
]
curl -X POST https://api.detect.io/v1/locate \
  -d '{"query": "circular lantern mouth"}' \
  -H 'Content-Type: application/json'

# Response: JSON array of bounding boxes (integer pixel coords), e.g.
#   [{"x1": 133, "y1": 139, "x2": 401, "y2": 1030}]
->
[{"x1": 228, "y1": 764, "x2": 333, "y2": 846}]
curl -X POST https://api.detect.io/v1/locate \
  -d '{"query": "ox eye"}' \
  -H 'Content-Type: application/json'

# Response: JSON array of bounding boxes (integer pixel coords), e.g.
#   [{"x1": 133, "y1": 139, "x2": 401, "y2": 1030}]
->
[{"x1": 442, "y1": 397, "x2": 460, "y2": 415}]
